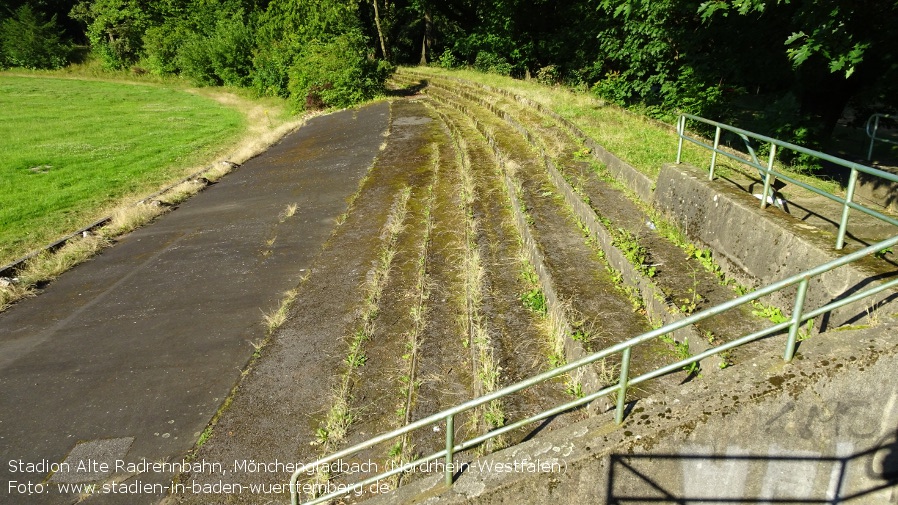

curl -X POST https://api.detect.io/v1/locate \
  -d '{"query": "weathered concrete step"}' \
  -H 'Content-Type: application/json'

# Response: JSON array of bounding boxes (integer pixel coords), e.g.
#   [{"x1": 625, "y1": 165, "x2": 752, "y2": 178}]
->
[
  {"x1": 465, "y1": 78, "x2": 766, "y2": 362},
  {"x1": 173, "y1": 100, "x2": 447, "y2": 502},
  {"x1": 331, "y1": 106, "x2": 447, "y2": 484},
  {"x1": 423, "y1": 84, "x2": 674, "y2": 401},
  {"x1": 426, "y1": 101, "x2": 586, "y2": 436},
  {"x1": 418, "y1": 78, "x2": 752, "y2": 370}
]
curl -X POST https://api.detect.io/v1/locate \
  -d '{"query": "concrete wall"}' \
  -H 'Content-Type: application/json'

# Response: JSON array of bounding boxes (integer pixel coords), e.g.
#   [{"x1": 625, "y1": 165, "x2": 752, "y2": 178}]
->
[
  {"x1": 653, "y1": 162, "x2": 898, "y2": 329},
  {"x1": 856, "y1": 169, "x2": 898, "y2": 214}
]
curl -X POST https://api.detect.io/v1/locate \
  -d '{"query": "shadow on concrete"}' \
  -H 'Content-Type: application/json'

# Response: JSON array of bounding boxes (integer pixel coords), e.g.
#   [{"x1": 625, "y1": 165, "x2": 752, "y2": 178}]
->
[
  {"x1": 819, "y1": 273, "x2": 898, "y2": 332},
  {"x1": 605, "y1": 429, "x2": 898, "y2": 503},
  {"x1": 387, "y1": 79, "x2": 428, "y2": 97}
]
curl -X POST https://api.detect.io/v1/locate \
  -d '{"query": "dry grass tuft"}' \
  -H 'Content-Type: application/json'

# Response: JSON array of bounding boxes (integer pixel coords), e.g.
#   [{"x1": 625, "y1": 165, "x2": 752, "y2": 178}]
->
[
  {"x1": 202, "y1": 162, "x2": 236, "y2": 183},
  {"x1": 17, "y1": 234, "x2": 108, "y2": 287},
  {"x1": 0, "y1": 282, "x2": 34, "y2": 311},
  {"x1": 279, "y1": 203, "x2": 299, "y2": 222},
  {"x1": 157, "y1": 179, "x2": 206, "y2": 206},
  {"x1": 262, "y1": 289, "x2": 298, "y2": 334},
  {"x1": 101, "y1": 202, "x2": 165, "y2": 238}
]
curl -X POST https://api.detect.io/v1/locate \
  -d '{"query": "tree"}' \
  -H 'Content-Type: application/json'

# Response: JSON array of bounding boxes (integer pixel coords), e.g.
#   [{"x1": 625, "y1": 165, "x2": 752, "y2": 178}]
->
[
  {"x1": 699, "y1": 0, "x2": 898, "y2": 141},
  {"x1": 0, "y1": 4, "x2": 71, "y2": 69},
  {"x1": 70, "y1": 0, "x2": 150, "y2": 69}
]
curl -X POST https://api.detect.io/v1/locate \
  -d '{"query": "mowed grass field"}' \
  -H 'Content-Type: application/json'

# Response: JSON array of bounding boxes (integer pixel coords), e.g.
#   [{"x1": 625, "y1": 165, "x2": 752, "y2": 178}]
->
[{"x1": 0, "y1": 76, "x2": 246, "y2": 265}]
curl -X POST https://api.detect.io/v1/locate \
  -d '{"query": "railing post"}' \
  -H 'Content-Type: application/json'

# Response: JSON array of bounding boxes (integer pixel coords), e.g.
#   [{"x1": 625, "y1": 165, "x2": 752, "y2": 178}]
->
[
  {"x1": 444, "y1": 414, "x2": 455, "y2": 486},
  {"x1": 676, "y1": 116, "x2": 685, "y2": 164},
  {"x1": 784, "y1": 278, "x2": 810, "y2": 362},
  {"x1": 836, "y1": 168, "x2": 859, "y2": 250},
  {"x1": 709, "y1": 126, "x2": 721, "y2": 180},
  {"x1": 760, "y1": 144, "x2": 777, "y2": 209},
  {"x1": 867, "y1": 115, "x2": 880, "y2": 161},
  {"x1": 615, "y1": 347, "x2": 632, "y2": 424}
]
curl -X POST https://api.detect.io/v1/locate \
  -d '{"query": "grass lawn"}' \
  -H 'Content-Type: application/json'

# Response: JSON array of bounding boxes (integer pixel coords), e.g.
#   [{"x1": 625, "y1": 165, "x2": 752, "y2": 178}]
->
[{"x1": 0, "y1": 75, "x2": 246, "y2": 265}]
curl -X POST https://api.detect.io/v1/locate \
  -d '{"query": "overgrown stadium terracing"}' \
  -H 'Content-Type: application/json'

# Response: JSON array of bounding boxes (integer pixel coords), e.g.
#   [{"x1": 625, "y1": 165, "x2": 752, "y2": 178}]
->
[{"x1": 173, "y1": 69, "x2": 897, "y2": 504}]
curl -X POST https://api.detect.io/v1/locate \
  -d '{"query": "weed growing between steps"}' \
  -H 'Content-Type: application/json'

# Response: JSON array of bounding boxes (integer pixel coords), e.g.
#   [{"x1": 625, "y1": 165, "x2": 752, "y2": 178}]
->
[
  {"x1": 316, "y1": 187, "x2": 411, "y2": 468},
  {"x1": 585, "y1": 155, "x2": 790, "y2": 332},
  {"x1": 431, "y1": 90, "x2": 600, "y2": 444},
  {"x1": 447, "y1": 126, "x2": 507, "y2": 454},
  {"x1": 392, "y1": 150, "x2": 437, "y2": 484}
]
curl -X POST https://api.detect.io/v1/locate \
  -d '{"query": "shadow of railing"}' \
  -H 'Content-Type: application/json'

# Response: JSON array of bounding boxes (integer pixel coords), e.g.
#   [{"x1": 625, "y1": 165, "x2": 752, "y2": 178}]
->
[{"x1": 606, "y1": 430, "x2": 898, "y2": 503}]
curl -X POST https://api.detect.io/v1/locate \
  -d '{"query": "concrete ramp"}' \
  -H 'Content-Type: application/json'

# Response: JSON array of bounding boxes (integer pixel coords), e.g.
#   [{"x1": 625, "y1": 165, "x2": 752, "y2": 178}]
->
[{"x1": 0, "y1": 102, "x2": 390, "y2": 504}]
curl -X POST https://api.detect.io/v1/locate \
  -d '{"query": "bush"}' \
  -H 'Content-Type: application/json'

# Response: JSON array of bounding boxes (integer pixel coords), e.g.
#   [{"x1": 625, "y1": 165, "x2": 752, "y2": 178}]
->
[
  {"x1": 175, "y1": 32, "x2": 217, "y2": 85},
  {"x1": 0, "y1": 5, "x2": 71, "y2": 69},
  {"x1": 287, "y1": 32, "x2": 392, "y2": 111},
  {"x1": 173, "y1": 12, "x2": 254, "y2": 87},
  {"x1": 437, "y1": 48, "x2": 458, "y2": 69},
  {"x1": 657, "y1": 66, "x2": 725, "y2": 120},
  {"x1": 536, "y1": 64, "x2": 561, "y2": 85},
  {"x1": 252, "y1": 41, "x2": 296, "y2": 98},
  {"x1": 142, "y1": 22, "x2": 189, "y2": 75},
  {"x1": 206, "y1": 13, "x2": 254, "y2": 87},
  {"x1": 474, "y1": 51, "x2": 511, "y2": 76},
  {"x1": 593, "y1": 70, "x2": 632, "y2": 105}
]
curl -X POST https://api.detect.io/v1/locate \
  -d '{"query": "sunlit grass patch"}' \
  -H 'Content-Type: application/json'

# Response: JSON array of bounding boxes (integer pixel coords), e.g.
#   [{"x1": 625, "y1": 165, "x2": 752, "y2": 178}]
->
[{"x1": 0, "y1": 75, "x2": 246, "y2": 264}]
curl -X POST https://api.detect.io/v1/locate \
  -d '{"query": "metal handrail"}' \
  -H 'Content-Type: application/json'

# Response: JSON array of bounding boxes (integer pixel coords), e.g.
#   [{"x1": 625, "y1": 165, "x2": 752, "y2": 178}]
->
[
  {"x1": 675, "y1": 113, "x2": 898, "y2": 250},
  {"x1": 289, "y1": 232, "x2": 898, "y2": 505},
  {"x1": 866, "y1": 113, "x2": 897, "y2": 161}
]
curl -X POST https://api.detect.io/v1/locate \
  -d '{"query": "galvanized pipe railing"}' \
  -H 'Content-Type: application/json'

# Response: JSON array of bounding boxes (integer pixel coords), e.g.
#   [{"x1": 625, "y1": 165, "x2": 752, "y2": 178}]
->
[
  {"x1": 676, "y1": 113, "x2": 898, "y2": 250},
  {"x1": 866, "y1": 113, "x2": 897, "y2": 161},
  {"x1": 289, "y1": 234, "x2": 898, "y2": 505}
]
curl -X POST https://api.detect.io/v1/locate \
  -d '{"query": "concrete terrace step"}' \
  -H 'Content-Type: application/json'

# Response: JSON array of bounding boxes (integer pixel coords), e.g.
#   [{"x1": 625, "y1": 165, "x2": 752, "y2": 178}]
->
[
  {"x1": 416, "y1": 77, "x2": 669, "y2": 400},
  {"x1": 399, "y1": 71, "x2": 767, "y2": 372}
]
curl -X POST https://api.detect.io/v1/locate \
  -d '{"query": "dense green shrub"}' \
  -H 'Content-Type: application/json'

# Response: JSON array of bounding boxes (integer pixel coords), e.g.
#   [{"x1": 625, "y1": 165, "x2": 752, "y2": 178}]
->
[
  {"x1": 175, "y1": 32, "x2": 217, "y2": 85},
  {"x1": 657, "y1": 67, "x2": 726, "y2": 119},
  {"x1": 0, "y1": 5, "x2": 71, "y2": 69},
  {"x1": 437, "y1": 48, "x2": 458, "y2": 69},
  {"x1": 206, "y1": 13, "x2": 255, "y2": 87},
  {"x1": 473, "y1": 51, "x2": 511, "y2": 76},
  {"x1": 536, "y1": 65, "x2": 561, "y2": 86},
  {"x1": 70, "y1": 0, "x2": 148, "y2": 70},
  {"x1": 287, "y1": 32, "x2": 392, "y2": 111},
  {"x1": 251, "y1": 41, "x2": 297, "y2": 98},
  {"x1": 142, "y1": 22, "x2": 189, "y2": 75},
  {"x1": 593, "y1": 70, "x2": 631, "y2": 105},
  {"x1": 171, "y1": 12, "x2": 254, "y2": 87}
]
